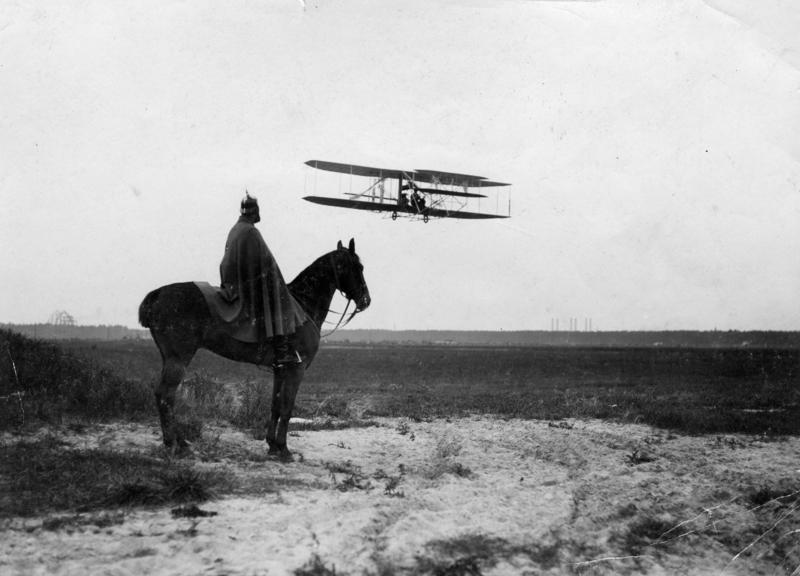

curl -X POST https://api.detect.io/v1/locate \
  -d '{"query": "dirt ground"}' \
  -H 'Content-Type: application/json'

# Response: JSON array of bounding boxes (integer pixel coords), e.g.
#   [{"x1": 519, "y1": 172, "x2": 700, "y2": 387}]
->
[{"x1": 2, "y1": 417, "x2": 799, "y2": 575}]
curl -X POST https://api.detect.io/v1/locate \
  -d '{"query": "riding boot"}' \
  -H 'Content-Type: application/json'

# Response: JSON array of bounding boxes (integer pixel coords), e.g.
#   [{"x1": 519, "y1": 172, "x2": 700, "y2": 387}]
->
[{"x1": 272, "y1": 334, "x2": 301, "y2": 369}]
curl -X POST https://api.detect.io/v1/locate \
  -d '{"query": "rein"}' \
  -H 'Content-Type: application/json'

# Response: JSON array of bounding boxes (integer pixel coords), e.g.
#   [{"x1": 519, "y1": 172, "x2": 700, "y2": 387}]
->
[
  {"x1": 320, "y1": 297, "x2": 355, "y2": 337},
  {"x1": 316, "y1": 251, "x2": 362, "y2": 338}
]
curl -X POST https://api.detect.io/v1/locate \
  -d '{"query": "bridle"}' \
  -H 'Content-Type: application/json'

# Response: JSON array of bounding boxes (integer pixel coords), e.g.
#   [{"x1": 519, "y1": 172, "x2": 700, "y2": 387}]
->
[{"x1": 321, "y1": 250, "x2": 365, "y2": 337}]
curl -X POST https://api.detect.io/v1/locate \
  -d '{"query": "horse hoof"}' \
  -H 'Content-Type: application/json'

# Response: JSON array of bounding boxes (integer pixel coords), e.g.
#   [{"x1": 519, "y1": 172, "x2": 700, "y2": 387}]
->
[
  {"x1": 177, "y1": 446, "x2": 194, "y2": 458},
  {"x1": 164, "y1": 440, "x2": 193, "y2": 459}
]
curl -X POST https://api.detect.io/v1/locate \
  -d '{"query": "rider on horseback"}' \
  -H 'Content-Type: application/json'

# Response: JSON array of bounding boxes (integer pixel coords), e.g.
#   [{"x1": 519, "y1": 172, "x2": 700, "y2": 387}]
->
[{"x1": 219, "y1": 192, "x2": 305, "y2": 368}]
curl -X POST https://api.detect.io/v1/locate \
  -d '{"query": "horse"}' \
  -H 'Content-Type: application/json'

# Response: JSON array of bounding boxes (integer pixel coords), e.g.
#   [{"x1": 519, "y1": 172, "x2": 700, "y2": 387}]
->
[{"x1": 138, "y1": 238, "x2": 370, "y2": 459}]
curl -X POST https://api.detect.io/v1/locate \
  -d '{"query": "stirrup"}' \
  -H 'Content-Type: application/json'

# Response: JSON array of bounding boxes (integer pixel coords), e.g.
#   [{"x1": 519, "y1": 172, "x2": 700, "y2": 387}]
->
[{"x1": 273, "y1": 350, "x2": 303, "y2": 369}]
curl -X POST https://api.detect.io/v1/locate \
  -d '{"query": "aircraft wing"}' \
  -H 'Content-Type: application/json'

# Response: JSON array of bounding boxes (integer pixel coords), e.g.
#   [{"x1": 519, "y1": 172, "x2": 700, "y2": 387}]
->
[
  {"x1": 474, "y1": 180, "x2": 511, "y2": 187},
  {"x1": 304, "y1": 196, "x2": 508, "y2": 219},
  {"x1": 305, "y1": 160, "x2": 410, "y2": 181},
  {"x1": 413, "y1": 171, "x2": 510, "y2": 188},
  {"x1": 303, "y1": 196, "x2": 400, "y2": 213},
  {"x1": 306, "y1": 160, "x2": 510, "y2": 188},
  {"x1": 412, "y1": 170, "x2": 486, "y2": 187},
  {"x1": 414, "y1": 187, "x2": 487, "y2": 198},
  {"x1": 424, "y1": 207, "x2": 509, "y2": 220}
]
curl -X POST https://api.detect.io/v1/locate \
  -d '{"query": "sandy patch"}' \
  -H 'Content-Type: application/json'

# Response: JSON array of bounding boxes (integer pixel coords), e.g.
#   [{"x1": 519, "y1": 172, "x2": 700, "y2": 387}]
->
[{"x1": 2, "y1": 417, "x2": 799, "y2": 575}]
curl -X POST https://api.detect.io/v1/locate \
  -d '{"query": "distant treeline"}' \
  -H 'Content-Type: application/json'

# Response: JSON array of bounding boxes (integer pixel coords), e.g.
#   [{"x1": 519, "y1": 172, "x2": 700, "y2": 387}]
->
[
  {"x1": 2, "y1": 323, "x2": 798, "y2": 348},
  {"x1": 1, "y1": 323, "x2": 150, "y2": 341},
  {"x1": 324, "y1": 329, "x2": 800, "y2": 349}
]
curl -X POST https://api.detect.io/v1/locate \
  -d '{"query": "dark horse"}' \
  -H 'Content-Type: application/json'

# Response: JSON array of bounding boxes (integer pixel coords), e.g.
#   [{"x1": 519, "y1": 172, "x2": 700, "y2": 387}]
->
[{"x1": 138, "y1": 238, "x2": 370, "y2": 459}]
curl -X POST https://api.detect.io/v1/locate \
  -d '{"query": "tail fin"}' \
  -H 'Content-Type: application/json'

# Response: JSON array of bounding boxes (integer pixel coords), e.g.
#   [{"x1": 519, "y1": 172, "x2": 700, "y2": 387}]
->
[{"x1": 138, "y1": 289, "x2": 160, "y2": 328}]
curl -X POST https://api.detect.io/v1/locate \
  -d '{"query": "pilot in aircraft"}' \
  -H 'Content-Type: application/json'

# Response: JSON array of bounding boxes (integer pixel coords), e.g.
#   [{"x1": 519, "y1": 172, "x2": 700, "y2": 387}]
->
[
  {"x1": 411, "y1": 191, "x2": 425, "y2": 211},
  {"x1": 398, "y1": 192, "x2": 409, "y2": 210}
]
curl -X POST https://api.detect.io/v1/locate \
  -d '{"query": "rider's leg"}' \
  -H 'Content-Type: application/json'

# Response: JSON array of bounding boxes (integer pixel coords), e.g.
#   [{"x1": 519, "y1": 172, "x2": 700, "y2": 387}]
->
[{"x1": 272, "y1": 334, "x2": 302, "y2": 368}]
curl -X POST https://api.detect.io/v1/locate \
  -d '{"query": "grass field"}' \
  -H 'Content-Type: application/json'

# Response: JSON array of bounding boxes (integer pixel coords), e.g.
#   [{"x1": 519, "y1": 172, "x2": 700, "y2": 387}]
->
[{"x1": 5, "y1": 334, "x2": 795, "y2": 436}]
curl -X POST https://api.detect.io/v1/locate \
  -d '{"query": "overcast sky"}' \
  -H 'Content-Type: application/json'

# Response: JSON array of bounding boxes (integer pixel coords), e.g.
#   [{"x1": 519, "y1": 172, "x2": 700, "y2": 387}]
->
[{"x1": 2, "y1": 0, "x2": 799, "y2": 331}]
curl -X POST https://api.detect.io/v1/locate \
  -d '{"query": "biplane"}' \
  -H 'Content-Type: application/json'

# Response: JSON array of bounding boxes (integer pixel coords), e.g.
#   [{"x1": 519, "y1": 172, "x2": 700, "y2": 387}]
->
[{"x1": 303, "y1": 160, "x2": 510, "y2": 222}]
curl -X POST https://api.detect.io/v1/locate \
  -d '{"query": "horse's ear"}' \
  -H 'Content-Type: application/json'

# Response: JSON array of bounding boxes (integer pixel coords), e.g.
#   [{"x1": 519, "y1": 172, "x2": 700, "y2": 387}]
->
[
  {"x1": 337, "y1": 240, "x2": 343, "y2": 250},
  {"x1": 348, "y1": 238, "x2": 355, "y2": 254}
]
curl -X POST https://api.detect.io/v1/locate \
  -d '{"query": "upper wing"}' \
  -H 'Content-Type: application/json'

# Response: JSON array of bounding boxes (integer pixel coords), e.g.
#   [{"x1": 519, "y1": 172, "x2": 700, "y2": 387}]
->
[
  {"x1": 306, "y1": 160, "x2": 510, "y2": 188},
  {"x1": 473, "y1": 180, "x2": 511, "y2": 187},
  {"x1": 305, "y1": 160, "x2": 410, "y2": 181},
  {"x1": 413, "y1": 169, "x2": 487, "y2": 187},
  {"x1": 413, "y1": 170, "x2": 509, "y2": 188}
]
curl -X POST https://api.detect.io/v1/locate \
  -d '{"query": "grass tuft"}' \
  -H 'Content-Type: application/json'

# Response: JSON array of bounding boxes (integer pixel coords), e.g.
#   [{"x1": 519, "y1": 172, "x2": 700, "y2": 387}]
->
[
  {"x1": 0, "y1": 437, "x2": 233, "y2": 516},
  {"x1": 621, "y1": 515, "x2": 677, "y2": 554},
  {"x1": 414, "y1": 532, "x2": 564, "y2": 574},
  {"x1": 424, "y1": 432, "x2": 474, "y2": 480},
  {"x1": 171, "y1": 504, "x2": 218, "y2": 518},
  {"x1": 747, "y1": 484, "x2": 800, "y2": 508},
  {"x1": 294, "y1": 553, "x2": 339, "y2": 576},
  {"x1": 41, "y1": 511, "x2": 127, "y2": 532},
  {"x1": 325, "y1": 460, "x2": 371, "y2": 492}
]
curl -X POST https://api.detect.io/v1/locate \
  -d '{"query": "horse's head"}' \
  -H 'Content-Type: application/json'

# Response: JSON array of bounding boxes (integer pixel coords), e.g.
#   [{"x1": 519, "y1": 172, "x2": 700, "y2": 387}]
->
[{"x1": 333, "y1": 238, "x2": 371, "y2": 312}]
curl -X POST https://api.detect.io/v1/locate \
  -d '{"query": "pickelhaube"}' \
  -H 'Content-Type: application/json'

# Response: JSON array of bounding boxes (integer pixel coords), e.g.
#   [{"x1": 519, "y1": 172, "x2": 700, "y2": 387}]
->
[{"x1": 240, "y1": 191, "x2": 259, "y2": 215}]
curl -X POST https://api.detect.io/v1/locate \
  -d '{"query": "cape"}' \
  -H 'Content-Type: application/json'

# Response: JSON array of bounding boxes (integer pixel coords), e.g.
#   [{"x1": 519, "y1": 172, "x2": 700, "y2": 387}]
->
[{"x1": 214, "y1": 217, "x2": 307, "y2": 343}]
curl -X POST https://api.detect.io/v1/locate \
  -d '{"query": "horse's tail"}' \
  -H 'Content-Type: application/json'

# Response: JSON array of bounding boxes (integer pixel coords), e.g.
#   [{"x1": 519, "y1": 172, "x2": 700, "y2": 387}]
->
[{"x1": 138, "y1": 288, "x2": 160, "y2": 328}]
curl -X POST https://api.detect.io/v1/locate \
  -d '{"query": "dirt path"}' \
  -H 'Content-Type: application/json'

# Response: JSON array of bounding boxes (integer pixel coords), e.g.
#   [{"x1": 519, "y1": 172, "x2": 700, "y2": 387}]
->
[{"x1": 2, "y1": 417, "x2": 799, "y2": 575}]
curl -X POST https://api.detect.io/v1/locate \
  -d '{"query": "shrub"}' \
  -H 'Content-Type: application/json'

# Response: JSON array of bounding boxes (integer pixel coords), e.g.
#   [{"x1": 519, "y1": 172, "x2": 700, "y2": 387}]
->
[
  {"x1": 425, "y1": 432, "x2": 474, "y2": 480},
  {"x1": 232, "y1": 378, "x2": 270, "y2": 431},
  {"x1": 0, "y1": 329, "x2": 152, "y2": 429}
]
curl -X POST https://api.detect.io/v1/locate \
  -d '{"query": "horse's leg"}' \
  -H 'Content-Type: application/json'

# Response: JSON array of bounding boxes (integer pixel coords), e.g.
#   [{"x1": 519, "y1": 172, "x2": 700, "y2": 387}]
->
[
  {"x1": 152, "y1": 328, "x2": 196, "y2": 452},
  {"x1": 273, "y1": 364, "x2": 305, "y2": 461},
  {"x1": 266, "y1": 373, "x2": 283, "y2": 455},
  {"x1": 155, "y1": 357, "x2": 191, "y2": 451}
]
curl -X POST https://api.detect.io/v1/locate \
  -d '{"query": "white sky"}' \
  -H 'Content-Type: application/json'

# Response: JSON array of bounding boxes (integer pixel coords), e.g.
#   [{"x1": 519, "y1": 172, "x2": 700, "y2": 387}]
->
[{"x1": 1, "y1": 0, "x2": 799, "y2": 331}]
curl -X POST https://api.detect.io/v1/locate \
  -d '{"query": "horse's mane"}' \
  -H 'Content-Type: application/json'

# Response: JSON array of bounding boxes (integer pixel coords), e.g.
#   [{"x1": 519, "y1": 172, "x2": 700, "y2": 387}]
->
[
  {"x1": 287, "y1": 249, "x2": 338, "y2": 311},
  {"x1": 290, "y1": 247, "x2": 362, "y2": 315}
]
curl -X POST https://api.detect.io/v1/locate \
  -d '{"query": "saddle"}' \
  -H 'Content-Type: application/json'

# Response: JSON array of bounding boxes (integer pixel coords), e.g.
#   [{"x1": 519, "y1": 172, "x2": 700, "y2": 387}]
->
[{"x1": 194, "y1": 281, "x2": 260, "y2": 343}]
